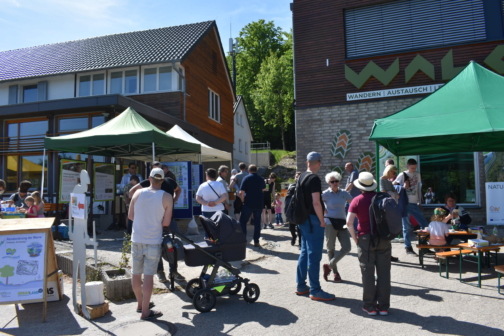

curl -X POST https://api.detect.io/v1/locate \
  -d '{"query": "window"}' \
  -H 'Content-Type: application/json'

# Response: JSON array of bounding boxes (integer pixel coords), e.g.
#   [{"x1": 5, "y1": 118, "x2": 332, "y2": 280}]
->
[
  {"x1": 23, "y1": 85, "x2": 38, "y2": 103},
  {"x1": 108, "y1": 69, "x2": 138, "y2": 95},
  {"x1": 78, "y1": 73, "x2": 106, "y2": 97},
  {"x1": 57, "y1": 113, "x2": 105, "y2": 134},
  {"x1": 6, "y1": 155, "x2": 47, "y2": 192},
  {"x1": 240, "y1": 115, "x2": 243, "y2": 126},
  {"x1": 6, "y1": 118, "x2": 48, "y2": 152},
  {"x1": 239, "y1": 139, "x2": 242, "y2": 152},
  {"x1": 419, "y1": 152, "x2": 478, "y2": 205},
  {"x1": 208, "y1": 89, "x2": 220, "y2": 122},
  {"x1": 245, "y1": 142, "x2": 248, "y2": 154},
  {"x1": 142, "y1": 66, "x2": 173, "y2": 93},
  {"x1": 345, "y1": 0, "x2": 486, "y2": 58}
]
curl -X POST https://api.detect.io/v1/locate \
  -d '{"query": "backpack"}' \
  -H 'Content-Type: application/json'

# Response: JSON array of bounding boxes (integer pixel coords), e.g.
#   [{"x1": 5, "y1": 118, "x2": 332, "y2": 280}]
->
[
  {"x1": 285, "y1": 173, "x2": 313, "y2": 225},
  {"x1": 369, "y1": 192, "x2": 402, "y2": 240}
]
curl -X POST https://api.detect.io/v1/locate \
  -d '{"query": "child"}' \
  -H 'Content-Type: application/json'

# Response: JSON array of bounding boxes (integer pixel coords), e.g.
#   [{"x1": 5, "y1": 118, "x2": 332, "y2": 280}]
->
[
  {"x1": 31, "y1": 191, "x2": 45, "y2": 218},
  {"x1": 24, "y1": 196, "x2": 40, "y2": 218},
  {"x1": 272, "y1": 193, "x2": 283, "y2": 226},
  {"x1": 426, "y1": 208, "x2": 450, "y2": 251}
]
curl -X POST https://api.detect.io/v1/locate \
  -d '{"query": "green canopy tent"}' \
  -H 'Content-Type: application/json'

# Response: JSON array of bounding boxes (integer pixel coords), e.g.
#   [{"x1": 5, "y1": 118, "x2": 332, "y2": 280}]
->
[
  {"x1": 42, "y1": 106, "x2": 201, "y2": 198},
  {"x1": 369, "y1": 61, "x2": 504, "y2": 156}
]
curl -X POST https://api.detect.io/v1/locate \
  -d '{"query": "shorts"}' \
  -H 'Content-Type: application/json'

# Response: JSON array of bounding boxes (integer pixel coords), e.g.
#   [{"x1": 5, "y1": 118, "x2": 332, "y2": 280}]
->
[
  {"x1": 132, "y1": 242, "x2": 161, "y2": 275},
  {"x1": 263, "y1": 195, "x2": 272, "y2": 209},
  {"x1": 234, "y1": 197, "x2": 243, "y2": 214}
]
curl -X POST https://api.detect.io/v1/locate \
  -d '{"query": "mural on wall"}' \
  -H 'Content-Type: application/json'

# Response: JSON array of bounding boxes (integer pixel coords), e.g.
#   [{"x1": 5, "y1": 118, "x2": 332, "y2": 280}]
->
[
  {"x1": 357, "y1": 151, "x2": 376, "y2": 173},
  {"x1": 484, "y1": 152, "x2": 504, "y2": 182},
  {"x1": 330, "y1": 166, "x2": 345, "y2": 175},
  {"x1": 331, "y1": 130, "x2": 352, "y2": 159}
]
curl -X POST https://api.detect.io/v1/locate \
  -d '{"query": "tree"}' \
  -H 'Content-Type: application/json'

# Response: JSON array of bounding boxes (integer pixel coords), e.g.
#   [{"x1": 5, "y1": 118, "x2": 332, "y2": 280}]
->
[
  {"x1": 0, "y1": 265, "x2": 14, "y2": 285},
  {"x1": 233, "y1": 20, "x2": 289, "y2": 145},
  {"x1": 252, "y1": 45, "x2": 294, "y2": 150}
]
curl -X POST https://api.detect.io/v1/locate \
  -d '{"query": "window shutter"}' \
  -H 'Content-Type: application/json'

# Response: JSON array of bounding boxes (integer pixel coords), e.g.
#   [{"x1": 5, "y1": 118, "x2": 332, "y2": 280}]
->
[
  {"x1": 345, "y1": 0, "x2": 486, "y2": 58},
  {"x1": 8, "y1": 85, "x2": 18, "y2": 104},
  {"x1": 38, "y1": 81, "x2": 48, "y2": 101}
]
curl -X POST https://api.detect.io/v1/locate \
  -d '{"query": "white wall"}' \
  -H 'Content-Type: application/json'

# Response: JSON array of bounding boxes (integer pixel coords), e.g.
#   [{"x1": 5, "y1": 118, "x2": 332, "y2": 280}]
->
[{"x1": 233, "y1": 99, "x2": 253, "y2": 169}]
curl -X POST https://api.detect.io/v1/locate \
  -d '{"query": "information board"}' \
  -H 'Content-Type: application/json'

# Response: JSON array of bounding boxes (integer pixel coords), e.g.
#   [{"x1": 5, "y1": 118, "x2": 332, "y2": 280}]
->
[
  {"x1": 59, "y1": 160, "x2": 87, "y2": 203},
  {"x1": 191, "y1": 164, "x2": 204, "y2": 216},
  {"x1": 0, "y1": 232, "x2": 47, "y2": 303},
  {"x1": 93, "y1": 163, "x2": 115, "y2": 201},
  {"x1": 163, "y1": 161, "x2": 192, "y2": 219},
  {"x1": 486, "y1": 182, "x2": 504, "y2": 225}
]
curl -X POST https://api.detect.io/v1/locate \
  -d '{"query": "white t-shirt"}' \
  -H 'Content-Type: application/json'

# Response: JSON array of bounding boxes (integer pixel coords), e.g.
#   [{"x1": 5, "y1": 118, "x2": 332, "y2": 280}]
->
[
  {"x1": 427, "y1": 220, "x2": 449, "y2": 246},
  {"x1": 394, "y1": 171, "x2": 421, "y2": 204},
  {"x1": 196, "y1": 181, "x2": 227, "y2": 212}
]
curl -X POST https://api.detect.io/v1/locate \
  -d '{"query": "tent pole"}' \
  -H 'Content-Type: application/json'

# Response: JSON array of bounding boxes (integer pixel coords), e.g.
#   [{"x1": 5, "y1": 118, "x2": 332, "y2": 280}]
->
[
  {"x1": 152, "y1": 142, "x2": 155, "y2": 162},
  {"x1": 375, "y1": 142, "x2": 380, "y2": 191},
  {"x1": 41, "y1": 148, "x2": 46, "y2": 199}
]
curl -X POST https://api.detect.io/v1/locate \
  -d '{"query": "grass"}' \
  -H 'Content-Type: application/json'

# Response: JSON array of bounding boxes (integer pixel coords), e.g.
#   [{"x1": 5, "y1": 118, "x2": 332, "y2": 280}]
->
[{"x1": 252, "y1": 149, "x2": 295, "y2": 165}]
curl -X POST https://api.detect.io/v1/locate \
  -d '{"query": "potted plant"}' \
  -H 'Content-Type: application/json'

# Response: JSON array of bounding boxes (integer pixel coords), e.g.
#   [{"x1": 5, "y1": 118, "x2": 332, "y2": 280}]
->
[{"x1": 102, "y1": 233, "x2": 134, "y2": 300}]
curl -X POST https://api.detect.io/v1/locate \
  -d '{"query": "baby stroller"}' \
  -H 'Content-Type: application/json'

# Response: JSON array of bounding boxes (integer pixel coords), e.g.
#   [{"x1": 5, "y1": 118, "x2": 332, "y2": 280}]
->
[{"x1": 172, "y1": 212, "x2": 260, "y2": 313}]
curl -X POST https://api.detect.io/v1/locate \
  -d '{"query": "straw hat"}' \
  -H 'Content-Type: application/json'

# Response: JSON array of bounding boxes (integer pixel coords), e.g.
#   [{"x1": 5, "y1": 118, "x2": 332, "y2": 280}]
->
[{"x1": 354, "y1": 172, "x2": 377, "y2": 191}]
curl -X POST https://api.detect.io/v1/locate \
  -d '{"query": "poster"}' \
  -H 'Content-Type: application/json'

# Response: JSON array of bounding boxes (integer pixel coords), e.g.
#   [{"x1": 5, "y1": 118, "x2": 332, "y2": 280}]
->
[
  {"x1": 70, "y1": 193, "x2": 86, "y2": 219},
  {"x1": 59, "y1": 160, "x2": 86, "y2": 203},
  {"x1": 162, "y1": 161, "x2": 192, "y2": 219},
  {"x1": 94, "y1": 163, "x2": 115, "y2": 201},
  {"x1": 0, "y1": 232, "x2": 46, "y2": 303},
  {"x1": 486, "y1": 182, "x2": 504, "y2": 225},
  {"x1": 191, "y1": 164, "x2": 203, "y2": 216}
]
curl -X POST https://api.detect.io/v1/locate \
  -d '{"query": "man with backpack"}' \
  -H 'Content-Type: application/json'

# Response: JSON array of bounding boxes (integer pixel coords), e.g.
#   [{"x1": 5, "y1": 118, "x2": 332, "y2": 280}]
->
[
  {"x1": 346, "y1": 172, "x2": 391, "y2": 316},
  {"x1": 294, "y1": 152, "x2": 335, "y2": 301}
]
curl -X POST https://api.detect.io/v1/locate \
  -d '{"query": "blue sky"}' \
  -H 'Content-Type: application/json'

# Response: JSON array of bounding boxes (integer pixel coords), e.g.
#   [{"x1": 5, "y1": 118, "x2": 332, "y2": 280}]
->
[{"x1": 0, "y1": 0, "x2": 292, "y2": 53}]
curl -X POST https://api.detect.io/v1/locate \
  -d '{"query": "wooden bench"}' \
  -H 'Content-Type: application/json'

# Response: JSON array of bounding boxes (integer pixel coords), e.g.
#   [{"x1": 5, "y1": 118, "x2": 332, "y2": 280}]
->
[
  {"x1": 495, "y1": 265, "x2": 504, "y2": 295},
  {"x1": 435, "y1": 249, "x2": 474, "y2": 279},
  {"x1": 416, "y1": 244, "x2": 461, "y2": 268},
  {"x1": 44, "y1": 203, "x2": 65, "y2": 218}
]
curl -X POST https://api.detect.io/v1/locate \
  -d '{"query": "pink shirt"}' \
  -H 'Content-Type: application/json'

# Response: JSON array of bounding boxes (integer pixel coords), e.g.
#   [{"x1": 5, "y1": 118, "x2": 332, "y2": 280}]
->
[{"x1": 273, "y1": 200, "x2": 282, "y2": 214}]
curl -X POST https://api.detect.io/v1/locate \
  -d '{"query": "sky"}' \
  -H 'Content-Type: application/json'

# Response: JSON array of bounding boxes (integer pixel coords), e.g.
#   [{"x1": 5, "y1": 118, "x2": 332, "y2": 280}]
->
[{"x1": 0, "y1": 0, "x2": 292, "y2": 54}]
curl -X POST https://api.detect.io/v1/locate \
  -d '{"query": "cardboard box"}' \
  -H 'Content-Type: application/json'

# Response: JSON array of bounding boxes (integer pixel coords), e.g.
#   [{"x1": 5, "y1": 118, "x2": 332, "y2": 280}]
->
[
  {"x1": 78, "y1": 300, "x2": 109, "y2": 320},
  {"x1": 468, "y1": 239, "x2": 489, "y2": 247}
]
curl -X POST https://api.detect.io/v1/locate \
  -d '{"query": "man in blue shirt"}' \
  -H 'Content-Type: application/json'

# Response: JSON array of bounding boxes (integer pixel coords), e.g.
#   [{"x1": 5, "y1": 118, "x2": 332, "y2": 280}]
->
[{"x1": 239, "y1": 165, "x2": 266, "y2": 247}]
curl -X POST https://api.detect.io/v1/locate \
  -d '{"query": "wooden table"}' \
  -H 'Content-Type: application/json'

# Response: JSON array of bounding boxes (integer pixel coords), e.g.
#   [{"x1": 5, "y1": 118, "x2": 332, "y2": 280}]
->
[
  {"x1": 414, "y1": 231, "x2": 477, "y2": 267},
  {"x1": 457, "y1": 242, "x2": 504, "y2": 288}
]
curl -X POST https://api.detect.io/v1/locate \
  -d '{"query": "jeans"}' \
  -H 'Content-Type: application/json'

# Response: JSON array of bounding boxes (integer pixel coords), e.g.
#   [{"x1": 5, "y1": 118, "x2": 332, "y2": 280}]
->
[
  {"x1": 157, "y1": 218, "x2": 179, "y2": 274},
  {"x1": 402, "y1": 203, "x2": 428, "y2": 248},
  {"x1": 296, "y1": 215, "x2": 325, "y2": 295},
  {"x1": 275, "y1": 213, "x2": 282, "y2": 224},
  {"x1": 345, "y1": 203, "x2": 358, "y2": 230},
  {"x1": 239, "y1": 205, "x2": 263, "y2": 244},
  {"x1": 357, "y1": 234, "x2": 391, "y2": 311},
  {"x1": 325, "y1": 226, "x2": 351, "y2": 273}
]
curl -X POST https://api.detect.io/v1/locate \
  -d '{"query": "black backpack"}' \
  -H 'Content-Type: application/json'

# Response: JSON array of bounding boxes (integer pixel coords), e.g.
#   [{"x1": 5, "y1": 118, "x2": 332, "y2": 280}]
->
[
  {"x1": 369, "y1": 192, "x2": 402, "y2": 240},
  {"x1": 285, "y1": 173, "x2": 313, "y2": 225}
]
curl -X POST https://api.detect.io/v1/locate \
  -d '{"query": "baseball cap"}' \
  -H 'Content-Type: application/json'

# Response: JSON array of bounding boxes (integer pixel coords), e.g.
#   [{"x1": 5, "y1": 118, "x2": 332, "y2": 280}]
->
[
  {"x1": 151, "y1": 161, "x2": 161, "y2": 167},
  {"x1": 149, "y1": 168, "x2": 165, "y2": 180},
  {"x1": 306, "y1": 152, "x2": 322, "y2": 161}
]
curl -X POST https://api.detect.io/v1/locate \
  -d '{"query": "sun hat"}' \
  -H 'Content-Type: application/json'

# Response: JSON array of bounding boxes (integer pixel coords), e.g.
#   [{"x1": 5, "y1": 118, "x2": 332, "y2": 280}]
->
[
  {"x1": 149, "y1": 167, "x2": 165, "y2": 180},
  {"x1": 306, "y1": 152, "x2": 322, "y2": 161},
  {"x1": 353, "y1": 172, "x2": 377, "y2": 191}
]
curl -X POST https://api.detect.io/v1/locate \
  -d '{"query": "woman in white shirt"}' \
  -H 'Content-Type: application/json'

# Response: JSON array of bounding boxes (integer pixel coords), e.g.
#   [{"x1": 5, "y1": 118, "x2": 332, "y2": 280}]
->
[{"x1": 196, "y1": 168, "x2": 227, "y2": 219}]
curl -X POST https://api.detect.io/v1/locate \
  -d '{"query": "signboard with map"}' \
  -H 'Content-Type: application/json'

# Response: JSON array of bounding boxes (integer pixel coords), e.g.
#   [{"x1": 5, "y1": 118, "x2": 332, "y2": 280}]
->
[{"x1": 163, "y1": 161, "x2": 193, "y2": 219}]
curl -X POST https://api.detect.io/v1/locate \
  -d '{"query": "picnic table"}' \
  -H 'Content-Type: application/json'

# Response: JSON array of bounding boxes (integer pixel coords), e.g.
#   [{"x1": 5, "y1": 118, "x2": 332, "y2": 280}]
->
[
  {"x1": 457, "y1": 242, "x2": 504, "y2": 288},
  {"x1": 415, "y1": 230, "x2": 477, "y2": 268}
]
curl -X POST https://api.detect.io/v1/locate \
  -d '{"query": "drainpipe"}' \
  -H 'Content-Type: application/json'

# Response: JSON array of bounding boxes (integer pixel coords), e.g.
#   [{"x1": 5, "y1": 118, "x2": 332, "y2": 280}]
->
[{"x1": 172, "y1": 61, "x2": 186, "y2": 121}]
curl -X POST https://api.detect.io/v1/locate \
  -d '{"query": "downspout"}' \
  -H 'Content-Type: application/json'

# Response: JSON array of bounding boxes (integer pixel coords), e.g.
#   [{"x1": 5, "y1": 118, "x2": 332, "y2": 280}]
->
[{"x1": 172, "y1": 61, "x2": 186, "y2": 121}]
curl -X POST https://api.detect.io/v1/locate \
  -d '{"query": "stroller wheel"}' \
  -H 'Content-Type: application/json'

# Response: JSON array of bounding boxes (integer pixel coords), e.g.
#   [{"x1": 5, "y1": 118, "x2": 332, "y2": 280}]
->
[
  {"x1": 193, "y1": 289, "x2": 216, "y2": 313},
  {"x1": 243, "y1": 283, "x2": 260, "y2": 303},
  {"x1": 228, "y1": 281, "x2": 242, "y2": 295},
  {"x1": 186, "y1": 278, "x2": 201, "y2": 299}
]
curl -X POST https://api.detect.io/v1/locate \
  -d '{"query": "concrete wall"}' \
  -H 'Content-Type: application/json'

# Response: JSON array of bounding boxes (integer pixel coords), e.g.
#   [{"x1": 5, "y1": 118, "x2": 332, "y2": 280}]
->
[{"x1": 295, "y1": 98, "x2": 487, "y2": 225}]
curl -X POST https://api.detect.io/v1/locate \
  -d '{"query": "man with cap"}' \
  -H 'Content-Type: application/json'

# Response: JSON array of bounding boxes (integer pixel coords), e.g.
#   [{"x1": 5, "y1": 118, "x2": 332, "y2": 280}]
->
[
  {"x1": 296, "y1": 152, "x2": 335, "y2": 301},
  {"x1": 346, "y1": 172, "x2": 391, "y2": 317},
  {"x1": 129, "y1": 167, "x2": 172, "y2": 320}
]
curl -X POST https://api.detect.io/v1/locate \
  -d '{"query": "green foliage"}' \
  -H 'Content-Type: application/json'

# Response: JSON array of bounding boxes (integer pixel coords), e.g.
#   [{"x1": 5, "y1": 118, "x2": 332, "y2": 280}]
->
[
  {"x1": 119, "y1": 233, "x2": 132, "y2": 272},
  {"x1": 233, "y1": 20, "x2": 295, "y2": 150}
]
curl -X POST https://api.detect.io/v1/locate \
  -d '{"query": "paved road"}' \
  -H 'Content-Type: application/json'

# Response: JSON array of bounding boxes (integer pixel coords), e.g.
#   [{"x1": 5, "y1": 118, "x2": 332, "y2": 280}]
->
[{"x1": 1, "y1": 225, "x2": 504, "y2": 335}]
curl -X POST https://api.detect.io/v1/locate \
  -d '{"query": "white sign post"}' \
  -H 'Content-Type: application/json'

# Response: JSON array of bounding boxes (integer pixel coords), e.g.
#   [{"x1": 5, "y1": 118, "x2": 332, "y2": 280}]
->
[{"x1": 485, "y1": 182, "x2": 504, "y2": 225}]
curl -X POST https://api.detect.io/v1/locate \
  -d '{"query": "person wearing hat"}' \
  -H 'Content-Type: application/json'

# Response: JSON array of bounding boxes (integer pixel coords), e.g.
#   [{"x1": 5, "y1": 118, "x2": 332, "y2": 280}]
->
[
  {"x1": 346, "y1": 172, "x2": 391, "y2": 316},
  {"x1": 295, "y1": 152, "x2": 335, "y2": 301},
  {"x1": 129, "y1": 167, "x2": 173, "y2": 320}
]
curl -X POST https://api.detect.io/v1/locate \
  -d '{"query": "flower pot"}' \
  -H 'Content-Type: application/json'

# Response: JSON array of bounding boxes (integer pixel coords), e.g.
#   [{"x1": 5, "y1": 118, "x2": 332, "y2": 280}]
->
[{"x1": 101, "y1": 269, "x2": 134, "y2": 301}]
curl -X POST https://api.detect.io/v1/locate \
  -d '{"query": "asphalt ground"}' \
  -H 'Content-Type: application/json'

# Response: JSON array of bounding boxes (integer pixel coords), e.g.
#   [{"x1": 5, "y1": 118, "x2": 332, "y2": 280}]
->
[{"x1": 1, "y1": 224, "x2": 504, "y2": 335}]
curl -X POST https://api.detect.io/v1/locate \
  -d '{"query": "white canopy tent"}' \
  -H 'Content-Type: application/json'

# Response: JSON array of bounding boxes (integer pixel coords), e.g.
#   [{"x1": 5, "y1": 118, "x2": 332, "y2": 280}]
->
[{"x1": 163, "y1": 125, "x2": 232, "y2": 162}]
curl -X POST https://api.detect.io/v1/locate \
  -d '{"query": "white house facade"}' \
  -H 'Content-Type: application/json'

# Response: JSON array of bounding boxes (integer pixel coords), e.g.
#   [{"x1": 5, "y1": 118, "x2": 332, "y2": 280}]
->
[{"x1": 233, "y1": 95, "x2": 253, "y2": 169}]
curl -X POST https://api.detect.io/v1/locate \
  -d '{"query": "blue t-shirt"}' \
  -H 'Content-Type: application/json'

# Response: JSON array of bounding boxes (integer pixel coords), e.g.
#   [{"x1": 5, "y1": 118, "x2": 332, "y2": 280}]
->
[{"x1": 240, "y1": 173, "x2": 266, "y2": 209}]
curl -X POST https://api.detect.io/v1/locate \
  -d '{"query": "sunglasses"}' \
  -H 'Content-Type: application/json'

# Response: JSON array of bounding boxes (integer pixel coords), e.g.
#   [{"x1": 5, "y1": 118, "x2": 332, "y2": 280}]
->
[{"x1": 329, "y1": 180, "x2": 340, "y2": 184}]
